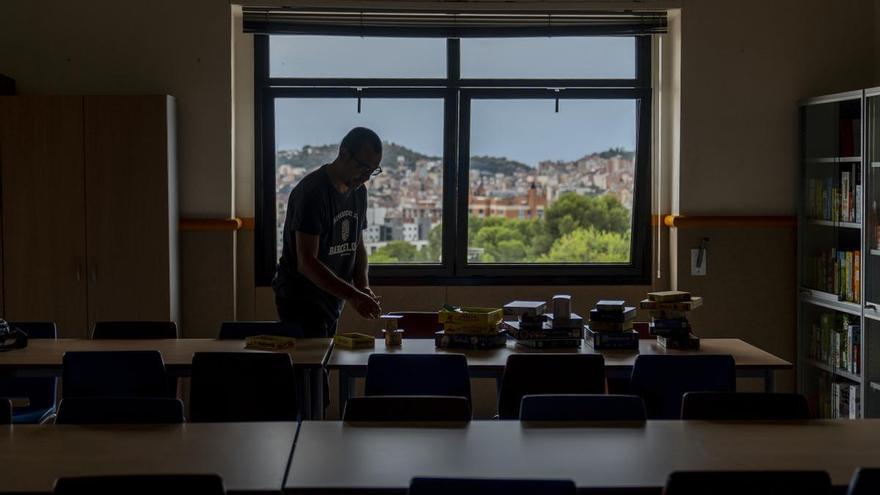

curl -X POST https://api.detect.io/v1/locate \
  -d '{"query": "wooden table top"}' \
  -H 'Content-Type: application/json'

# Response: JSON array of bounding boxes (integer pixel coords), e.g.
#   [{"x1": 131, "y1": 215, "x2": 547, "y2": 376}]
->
[
  {"x1": 0, "y1": 338, "x2": 333, "y2": 372},
  {"x1": 285, "y1": 420, "x2": 877, "y2": 493},
  {"x1": 0, "y1": 422, "x2": 297, "y2": 494},
  {"x1": 327, "y1": 338, "x2": 791, "y2": 371}
]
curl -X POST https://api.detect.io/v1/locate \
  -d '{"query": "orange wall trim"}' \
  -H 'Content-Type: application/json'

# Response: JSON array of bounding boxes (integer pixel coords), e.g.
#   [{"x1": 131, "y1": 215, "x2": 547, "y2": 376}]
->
[
  {"x1": 663, "y1": 215, "x2": 796, "y2": 229},
  {"x1": 180, "y1": 216, "x2": 794, "y2": 232},
  {"x1": 179, "y1": 218, "x2": 243, "y2": 232}
]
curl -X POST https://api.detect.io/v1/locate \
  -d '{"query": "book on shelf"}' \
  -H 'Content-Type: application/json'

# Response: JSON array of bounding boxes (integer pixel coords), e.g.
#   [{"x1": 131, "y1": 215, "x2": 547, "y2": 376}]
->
[
  {"x1": 809, "y1": 312, "x2": 860, "y2": 375},
  {"x1": 806, "y1": 163, "x2": 861, "y2": 223},
  {"x1": 807, "y1": 248, "x2": 860, "y2": 303}
]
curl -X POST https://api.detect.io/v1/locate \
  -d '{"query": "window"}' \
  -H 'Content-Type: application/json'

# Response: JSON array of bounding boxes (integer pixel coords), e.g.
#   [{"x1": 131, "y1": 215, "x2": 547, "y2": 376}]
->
[{"x1": 254, "y1": 35, "x2": 652, "y2": 285}]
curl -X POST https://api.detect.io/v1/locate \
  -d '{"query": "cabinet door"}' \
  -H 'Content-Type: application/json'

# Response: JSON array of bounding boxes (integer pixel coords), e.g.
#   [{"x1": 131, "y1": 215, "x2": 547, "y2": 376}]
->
[
  {"x1": 0, "y1": 96, "x2": 89, "y2": 337},
  {"x1": 84, "y1": 96, "x2": 176, "y2": 325}
]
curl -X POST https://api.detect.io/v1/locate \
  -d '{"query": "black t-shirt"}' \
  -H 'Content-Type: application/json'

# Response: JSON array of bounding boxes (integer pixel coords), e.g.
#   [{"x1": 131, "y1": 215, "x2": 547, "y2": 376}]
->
[{"x1": 272, "y1": 165, "x2": 367, "y2": 322}]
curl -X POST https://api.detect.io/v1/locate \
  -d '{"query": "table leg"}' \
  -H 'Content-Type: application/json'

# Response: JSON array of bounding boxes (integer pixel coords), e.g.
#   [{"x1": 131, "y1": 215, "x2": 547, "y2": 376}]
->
[
  {"x1": 338, "y1": 369, "x2": 350, "y2": 420},
  {"x1": 764, "y1": 369, "x2": 776, "y2": 393},
  {"x1": 300, "y1": 368, "x2": 313, "y2": 420}
]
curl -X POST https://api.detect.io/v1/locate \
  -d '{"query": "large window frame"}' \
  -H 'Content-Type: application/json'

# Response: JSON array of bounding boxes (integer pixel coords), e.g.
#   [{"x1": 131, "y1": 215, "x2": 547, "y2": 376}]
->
[{"x1": 254, "y1": 35, "x2": 652, "y2": 286}]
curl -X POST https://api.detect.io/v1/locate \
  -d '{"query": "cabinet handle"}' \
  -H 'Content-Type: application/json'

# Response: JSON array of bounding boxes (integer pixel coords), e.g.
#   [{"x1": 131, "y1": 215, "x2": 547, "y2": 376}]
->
[{"x1": 75, "y1": 258, "x2": 83, "y2": 282}]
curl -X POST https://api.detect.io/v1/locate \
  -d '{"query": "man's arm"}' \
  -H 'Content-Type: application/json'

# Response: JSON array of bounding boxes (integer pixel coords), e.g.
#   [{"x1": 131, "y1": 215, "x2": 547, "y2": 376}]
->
[
  {"x1": 353, "y1": 236, "x2": 369, "y2": 291},
  {"x1": 296, "y1": 231, "x2": 380, "y2": 319}
]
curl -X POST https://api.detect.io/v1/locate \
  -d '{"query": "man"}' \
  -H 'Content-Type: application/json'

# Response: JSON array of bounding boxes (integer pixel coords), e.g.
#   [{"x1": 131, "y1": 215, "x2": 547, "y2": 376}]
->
[{"x1": 273, "y1": 127, "x2": 383, "y2": 337}]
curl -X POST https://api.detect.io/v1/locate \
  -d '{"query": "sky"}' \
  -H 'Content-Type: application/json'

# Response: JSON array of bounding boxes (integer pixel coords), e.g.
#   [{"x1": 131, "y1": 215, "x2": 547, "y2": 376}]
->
[{"x1": 271, "y1": 36, "x2": 637, "y2": 167}]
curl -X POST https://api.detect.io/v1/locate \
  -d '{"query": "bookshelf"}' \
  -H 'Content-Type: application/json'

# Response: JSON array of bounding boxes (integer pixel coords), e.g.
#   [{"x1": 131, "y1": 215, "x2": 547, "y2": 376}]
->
[{"x1": 799, "y1": 89, "x2": 872, "y2": 419}]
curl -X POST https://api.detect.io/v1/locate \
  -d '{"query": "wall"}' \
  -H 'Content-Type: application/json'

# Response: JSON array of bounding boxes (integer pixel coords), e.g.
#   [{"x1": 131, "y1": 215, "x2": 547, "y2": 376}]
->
[
  {"x1": 0, "y1": 0, "x2": 238, "y2": 335},
  {"x1": 672, "y1": 0, "x2": 876, "y2": 393}
]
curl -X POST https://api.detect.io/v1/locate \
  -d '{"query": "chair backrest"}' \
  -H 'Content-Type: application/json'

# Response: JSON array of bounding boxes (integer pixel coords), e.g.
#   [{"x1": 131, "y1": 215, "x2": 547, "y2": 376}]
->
[
  {"x1": 56, "y1": 397, "x2": 185, "y2": 424},
  {"x1": 409, "y1": 477, "x2": 576, "y2": 495},
  {"x1": 92, "y1": 321, "x2": 178, "y2": 339},
  {"x1": 0, "y1": 398, "x2": 10, "y2": 424},
  {"x1": 189, "y1": 352, "x2": 298, "y2": 422},
  {"x1": 386, "y1": 312, "x2": 442, "y2": 338},
  {"x1": 54, "y1": 474, "x2": 225, "y2": 495},
  {"x1": 497, "y1": 354, "x2": 606, "y2": 420},
  {"x1": 343, "y1": 395, "x2": 471, "y2": 422},
  {"x1": 630, "y1": 355, "x2": 736, "y2": 419},
  {"x1": 61, "y1": 351, "x2": 168, "y2": 399},
  {"x1": 1, "y1": 322, "x2": 57, "y2": 423},
  {"x1": 218, "y1": 321, "x2": 302, "y2": 339},
  {"x1": 849, "y1": 468, "x2": 880, "y2": 495},
  {"x1": 663, "y1": 471, "x2": 831, "y2": 495},
  {"x1": 364, "y1": 354, "x2": 471, "y2": 402},
  {"x1": 681, "y1": 392, "x2": 810, "y2": 420},
  {"x1": 519, "y1": 394, "x2": 647, "y2": 421}
]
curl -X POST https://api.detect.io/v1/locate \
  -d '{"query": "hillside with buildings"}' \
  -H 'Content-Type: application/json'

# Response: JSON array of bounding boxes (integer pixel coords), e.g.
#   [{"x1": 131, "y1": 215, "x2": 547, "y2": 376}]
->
[{"x1": 275, "y1": 142, "x2": 635, "y2": 262}]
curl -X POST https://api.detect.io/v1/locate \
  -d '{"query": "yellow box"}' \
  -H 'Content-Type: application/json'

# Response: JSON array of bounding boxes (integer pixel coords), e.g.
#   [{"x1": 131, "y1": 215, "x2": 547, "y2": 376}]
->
[
  {"x1": 244, "y1": 335, "x2": 296, "y2": 351},
  {"x1": 442, "y1": 321, "x2": 501, "y2": 335},
  {"x1": 438, "y1": 307, "x2": 503, "y2": 326},
  {"x1": 334, "y1": 332, "x2": 376, "y2": 349}
]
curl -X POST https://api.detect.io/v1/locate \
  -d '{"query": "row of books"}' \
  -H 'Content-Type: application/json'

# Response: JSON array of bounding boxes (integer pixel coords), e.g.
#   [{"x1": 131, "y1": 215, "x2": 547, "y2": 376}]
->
[
  {"x1": 805, "y1": 248, "x2": 861, "y2": 303},
  {"x1": 808, "y1": 313, "x2": 860, "y2": 375},
  {"x1": 805, "y1": 165, "x2": 862, "y2": 224},
  {"x1": 817, "y1": 372, "x2": 861, "y2": 419}
]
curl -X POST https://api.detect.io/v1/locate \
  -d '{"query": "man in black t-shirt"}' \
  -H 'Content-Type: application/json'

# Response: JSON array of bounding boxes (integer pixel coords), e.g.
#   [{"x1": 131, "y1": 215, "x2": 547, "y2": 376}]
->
[{"x1": 272, "y1": 127, "x2": 383, "y2": 337}]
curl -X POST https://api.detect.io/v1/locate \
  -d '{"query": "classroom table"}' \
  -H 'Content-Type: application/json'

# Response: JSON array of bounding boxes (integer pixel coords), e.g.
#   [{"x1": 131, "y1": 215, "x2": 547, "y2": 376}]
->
[
  {"x1": 0, "y1": 338, "x2": 334, "y2": 419},
  {"x1": 0, "y1": 422, "x2": 297, "y2": 494},
  {"x1": 285, "y1": 419, "x2": 878, "y2": 494},
  {"x1": 328, "y1": 338, "x2": 792, "y2": 410}
]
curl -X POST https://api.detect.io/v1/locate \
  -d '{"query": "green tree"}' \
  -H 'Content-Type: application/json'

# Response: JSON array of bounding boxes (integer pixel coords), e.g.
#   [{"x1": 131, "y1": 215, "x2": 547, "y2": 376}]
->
[
  {"x1": 422, "y1": 223, "x2": 443, "y2": 262},
  {"x1": 540, "y1": 227, "x2": 631, "y2": 263},
  {"x1": 371, "y1": 240, "x2": 419, "y2": 263},
  {"x1": 544, "y1": 192, "x2": 630, "y2": 237}
]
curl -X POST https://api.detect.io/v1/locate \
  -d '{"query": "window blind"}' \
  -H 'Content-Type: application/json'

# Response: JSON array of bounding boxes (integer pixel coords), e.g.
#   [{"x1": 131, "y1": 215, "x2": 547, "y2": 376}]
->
[{"x1": 242, "y1": 7, "x2": 667, "y2": 37}]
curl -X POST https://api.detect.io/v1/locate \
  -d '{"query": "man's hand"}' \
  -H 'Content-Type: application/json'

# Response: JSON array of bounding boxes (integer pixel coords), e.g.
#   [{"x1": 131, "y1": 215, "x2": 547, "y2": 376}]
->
[{"x1": 348, "y1": 289, "x2": 381, "y2": 319}]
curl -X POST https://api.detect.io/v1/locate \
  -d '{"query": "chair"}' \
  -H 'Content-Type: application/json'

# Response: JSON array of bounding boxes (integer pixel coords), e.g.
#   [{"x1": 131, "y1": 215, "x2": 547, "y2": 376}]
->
[
  {"x1": 629, "y1": 355, "x2": 736, "y2": 419},
  {"x1": 364, "y1": 354, "x2": 471, "y2": 403},
  {"x1": 0, "y1": 398, "x2": 11, "y2": 424},
  {"x1": 54, "y1": 474, "x2": 225, "y2": 495},
  {"x1": 61, "y1": 351, "x2": 168, "y2": 399},
  {"x1": 0, "y1": 321, "x2": 57, "y2": 423},
  {"x1": 519, "y1": 394, "x2": 646, "y2": 421},
  {"x1": 409, "y1": 477, "x2": 576, "y2": 495},
  {"x1": 56, "y1": 397, "x2": 185, "y2": 424},
  {"x1": 497, "y1": 354, "x2": 606, "y2": 420},
  {"x1": 189, "y1": 352, "x2": 298, "y2": 422},
  {"x1": 218, "y1": 321, "x2": 301, "y2": 339},
  {"x1": 848, "y1": 468, "x2": 880, "y2": 495},
  {"x1": 343, "y1": 395, "x2": 471, "y2": 421},
  {"x1": 91, "y1": 321, "x2": 178, "y2": 339},
  {"x1": 386, "y1": 312, "x2": 442, "y2": 338},
  {"x1": 681, "y1": 392, "x2": 810, "y2": 420},
  {"x1": 663, "y1": 470, "x2": 831, "y2": 495}
]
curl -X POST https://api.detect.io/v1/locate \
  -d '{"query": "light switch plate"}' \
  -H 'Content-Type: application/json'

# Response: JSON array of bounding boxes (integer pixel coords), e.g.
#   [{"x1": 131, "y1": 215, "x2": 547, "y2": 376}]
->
[{"x1": 690, "y1": 248, "x2": 707, "y2": 276}]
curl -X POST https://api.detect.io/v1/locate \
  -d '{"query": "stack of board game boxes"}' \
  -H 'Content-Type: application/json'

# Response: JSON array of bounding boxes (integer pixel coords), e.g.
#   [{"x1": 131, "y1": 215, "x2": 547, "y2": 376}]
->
[
  {"x1": 584, "y1": 300, "x2": 639, "y2": 350},
  {"x1": 435, "y1": 306, "x2": 508, "y2": 349},
  {"x1": 640, "y1": 291, "x2": 703, "y2": 349},
  {"x1": 502, "y1": 299, "x2": 583, "y2": 349}
]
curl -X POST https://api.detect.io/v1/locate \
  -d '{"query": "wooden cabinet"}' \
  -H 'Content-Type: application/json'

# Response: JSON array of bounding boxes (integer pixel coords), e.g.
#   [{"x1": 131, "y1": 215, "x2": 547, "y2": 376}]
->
[{"x1": 0, "y1": 95, "x2": 178, "y2": 337}]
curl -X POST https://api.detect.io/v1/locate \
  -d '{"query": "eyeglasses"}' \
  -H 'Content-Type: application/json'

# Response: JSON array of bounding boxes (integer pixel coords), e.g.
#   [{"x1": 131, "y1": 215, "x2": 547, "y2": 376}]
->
[{"x1": 353, "y1": 156, "x2": 382, "y2": 178}]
